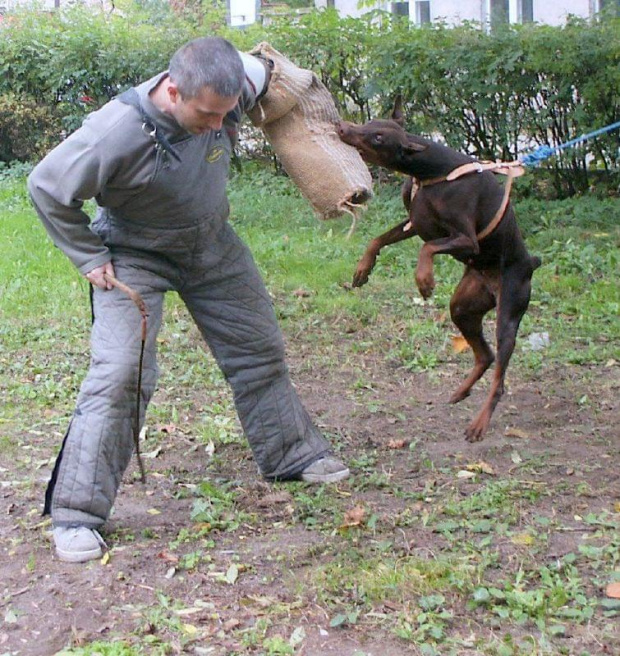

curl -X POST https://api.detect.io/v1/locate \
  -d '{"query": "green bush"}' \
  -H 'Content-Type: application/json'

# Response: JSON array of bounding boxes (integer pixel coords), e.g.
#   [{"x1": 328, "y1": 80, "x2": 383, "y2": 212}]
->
[
  {"x1": 0, "y1": 3, "x2": 242, "y2": 142},
  {"x1": 0, "y1": 93, "x2": 63, "y2": 162},
  {"x1": 1, "y1": 4, "x2": 618, "y2": 197}
]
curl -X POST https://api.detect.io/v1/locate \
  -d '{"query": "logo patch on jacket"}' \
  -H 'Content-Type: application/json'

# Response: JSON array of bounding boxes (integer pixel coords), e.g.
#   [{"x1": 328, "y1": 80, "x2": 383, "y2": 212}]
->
[{"x1": 206, "y1": 146, "x2": 225, "y2": 163}]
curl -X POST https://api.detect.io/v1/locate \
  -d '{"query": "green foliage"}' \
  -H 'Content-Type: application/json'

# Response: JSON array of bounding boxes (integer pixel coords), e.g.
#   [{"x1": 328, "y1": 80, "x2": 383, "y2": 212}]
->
[
  {"x1": 369, "y1": 18, "x2": 620, "y2": 196},
  {"x1": 56, "y1": 641, "x2": 144, "y2": 656},
  {"x1": 0, "y1": 2, "x2": 249, "y2": 153},
  {"x1": 189, "y1": 480, "x2": 246, "y2": 531},
  {"x1": 2, "y1": 4, "x2": 618, "y2": 196},
  {"x1": 265, "y1": 8, "x2": 378, "y2": 121},
  {"x1": 517, "y1": 16, "x2": 620, "y2": 195},
  {"x1": 0, "y1": 93, "x2": 62, "y2": 162}
]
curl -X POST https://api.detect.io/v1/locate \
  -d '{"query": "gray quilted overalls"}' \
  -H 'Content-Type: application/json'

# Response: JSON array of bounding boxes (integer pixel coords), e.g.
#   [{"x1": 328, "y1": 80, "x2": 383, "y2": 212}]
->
[{"x1": 29, "y1": 68, "x2": 330, "y2": 529}]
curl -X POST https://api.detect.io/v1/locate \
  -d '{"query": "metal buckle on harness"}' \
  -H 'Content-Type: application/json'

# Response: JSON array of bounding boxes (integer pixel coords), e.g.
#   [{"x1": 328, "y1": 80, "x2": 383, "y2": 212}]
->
[{"x1": 141, "y1": 121, "x2": 157, "y2": 142}]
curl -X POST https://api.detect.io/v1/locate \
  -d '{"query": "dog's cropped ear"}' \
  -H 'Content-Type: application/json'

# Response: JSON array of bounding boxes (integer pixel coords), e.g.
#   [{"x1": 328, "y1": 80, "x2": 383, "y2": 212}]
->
[
  {"x1": 403, "y1": 140, "x2": 427, "y2": 153},
  {"x1": 391, "y1": 94, "x2": 405, "y2": 126}
]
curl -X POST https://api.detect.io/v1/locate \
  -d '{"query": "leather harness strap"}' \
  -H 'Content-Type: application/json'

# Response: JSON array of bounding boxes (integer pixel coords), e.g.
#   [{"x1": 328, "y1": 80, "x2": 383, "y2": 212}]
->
[
  {"x1": 118, "y1": 88, "x2": 181, "y2": 164},
  {"x1": 410, "y1": 160, "x2": 522, "y2": 241},
  {"x1": 475, "y1": 168, "x2": 516, "y2": 241},
  {"x1": 419, "y1": 159, "x2": 525, "y2": 187}
]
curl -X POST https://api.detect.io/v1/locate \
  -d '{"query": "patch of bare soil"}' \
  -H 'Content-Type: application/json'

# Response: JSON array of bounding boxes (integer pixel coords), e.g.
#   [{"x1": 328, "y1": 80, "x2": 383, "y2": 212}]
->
[{"x1": 1, "y1": 326, "x2": 619, "y2": 656}]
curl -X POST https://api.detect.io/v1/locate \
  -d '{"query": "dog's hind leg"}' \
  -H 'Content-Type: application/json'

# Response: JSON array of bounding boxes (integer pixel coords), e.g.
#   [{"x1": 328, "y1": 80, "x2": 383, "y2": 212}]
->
[
  {"x1": 416, "y1": 233, "x2": 479, "y2": 299},
  {"x1": 465, "y1": 260, "x2": 535, "y2": 442},
  {"x1": 449, "y1": 267, "x2": 497, "y2": 404}
]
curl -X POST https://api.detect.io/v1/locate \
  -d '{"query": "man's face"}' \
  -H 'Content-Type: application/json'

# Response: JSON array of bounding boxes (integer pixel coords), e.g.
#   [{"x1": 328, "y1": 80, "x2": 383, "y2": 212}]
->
[{"x1": 168, "y1": 84, "x2": 240, "y2": 135}]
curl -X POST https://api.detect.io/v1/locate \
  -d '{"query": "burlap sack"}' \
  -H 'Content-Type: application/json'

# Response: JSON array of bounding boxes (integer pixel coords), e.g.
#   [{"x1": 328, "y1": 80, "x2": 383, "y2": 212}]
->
[{"x1": 248, "y1": 42, "x2": 373, "y2": 220}]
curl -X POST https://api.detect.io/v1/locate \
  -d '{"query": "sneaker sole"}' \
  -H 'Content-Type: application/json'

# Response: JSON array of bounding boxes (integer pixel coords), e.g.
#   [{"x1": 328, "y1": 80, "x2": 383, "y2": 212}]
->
[
  {"x1": 55, "y1": 545, "x2": 103, "y2": 563},
  {"x1": 300, "y1": 468, "x2": 350, "y2": 484}
]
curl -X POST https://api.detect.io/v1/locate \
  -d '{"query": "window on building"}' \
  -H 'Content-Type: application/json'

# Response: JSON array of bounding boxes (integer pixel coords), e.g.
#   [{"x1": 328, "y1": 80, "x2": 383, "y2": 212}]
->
[
  {"x1": 490, "y1": 0, "x2": 509, "y2": 27},
  {"x1": 326, "y1": 0, "x2": 335, "y2": 7},
  {"x1": 392, "y1": 2, "x2": 409, "y2": 17},
  {"x1": 518, "y1": 0, "x2": 533, "y2": 23},
  {"x1": 415, "y1": 0, "x2": 430, "y2": 24}
]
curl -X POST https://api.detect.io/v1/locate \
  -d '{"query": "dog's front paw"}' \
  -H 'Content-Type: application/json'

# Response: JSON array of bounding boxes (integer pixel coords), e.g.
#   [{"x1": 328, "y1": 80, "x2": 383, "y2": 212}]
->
[
  {"x1": 416, "y1": 275, "x2": 435, "y2": 299},
  {"x1": 352, "y1": 257, "x2": 375, "y2": 288},
  {"x1": 465, "y1": 418, "x2": 488, "y2": 442},
  {"x1": 352, "y1": 268, "x2": 370, "y2": 288}
]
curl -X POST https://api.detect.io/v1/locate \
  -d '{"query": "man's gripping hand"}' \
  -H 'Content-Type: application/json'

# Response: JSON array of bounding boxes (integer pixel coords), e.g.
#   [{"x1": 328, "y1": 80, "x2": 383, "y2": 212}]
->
[{"x1": 86, "y1": 261, "x2": 115, "y2": 290}]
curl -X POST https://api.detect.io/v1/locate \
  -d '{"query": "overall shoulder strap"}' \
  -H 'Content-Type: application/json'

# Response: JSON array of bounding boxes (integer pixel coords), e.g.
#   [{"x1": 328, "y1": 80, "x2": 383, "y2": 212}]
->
[{"x1": 117, "y1": 88, "x2": 181, "y2": 163}]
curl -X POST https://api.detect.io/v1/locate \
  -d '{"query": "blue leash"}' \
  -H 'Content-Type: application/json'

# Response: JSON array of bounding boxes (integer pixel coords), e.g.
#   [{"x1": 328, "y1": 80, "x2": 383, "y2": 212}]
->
[{"x1": 519, "y1": 120, "x2": 620, "y2": 167}]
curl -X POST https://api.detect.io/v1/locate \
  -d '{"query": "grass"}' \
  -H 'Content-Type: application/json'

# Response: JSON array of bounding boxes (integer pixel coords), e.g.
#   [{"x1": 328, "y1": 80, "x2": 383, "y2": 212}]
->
[
  {"x1": 2, "y1": 164, "x2": 618, "y2": 369},
  {"x1": 228, "y1": 165, "x2": 620, "y2": 369},
  {"x1": 1, "y1": 163, "x2": 619, "y2": 655}
]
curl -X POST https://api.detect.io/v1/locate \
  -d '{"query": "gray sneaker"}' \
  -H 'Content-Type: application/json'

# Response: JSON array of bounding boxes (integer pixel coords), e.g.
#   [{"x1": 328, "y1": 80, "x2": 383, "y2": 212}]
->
[
  {"x1": 53, "y1": 526, "x2": 107, "y2": 563},
  {"x1": 300, "y1": 457, "x2": 350, "y2": 483}
]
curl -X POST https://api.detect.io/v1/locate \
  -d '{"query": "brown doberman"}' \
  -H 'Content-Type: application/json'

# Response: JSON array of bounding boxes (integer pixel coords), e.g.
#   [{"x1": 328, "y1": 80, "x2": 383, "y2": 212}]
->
[{"x1": 337, "y1": 103, "x2": 541, "y2": 442}]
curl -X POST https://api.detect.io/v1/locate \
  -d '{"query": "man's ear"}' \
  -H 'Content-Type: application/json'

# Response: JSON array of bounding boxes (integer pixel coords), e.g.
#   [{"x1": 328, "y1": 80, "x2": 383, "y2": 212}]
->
[
  {"x1": 167, "y1": 81, "x2": 181, "y2": 106},
  {"x1": 391, "y1": 94, "x2": 405, "y2": 126}
]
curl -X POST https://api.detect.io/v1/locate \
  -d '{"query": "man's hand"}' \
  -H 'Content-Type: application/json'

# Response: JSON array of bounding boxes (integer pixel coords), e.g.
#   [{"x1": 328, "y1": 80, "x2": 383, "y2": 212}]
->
[{"x1": 85, "y1": 261, "x2": 115, "y2": 290}]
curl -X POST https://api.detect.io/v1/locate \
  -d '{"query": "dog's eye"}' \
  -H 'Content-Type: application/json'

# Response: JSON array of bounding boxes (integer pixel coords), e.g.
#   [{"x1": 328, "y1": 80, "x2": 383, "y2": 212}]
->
[{"x1": 371, "y1": 135, "x2": 383, "y2": 145}]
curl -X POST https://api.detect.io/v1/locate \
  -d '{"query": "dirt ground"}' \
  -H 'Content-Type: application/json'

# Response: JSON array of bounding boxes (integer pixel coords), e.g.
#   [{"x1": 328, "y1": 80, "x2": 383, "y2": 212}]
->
[{"x1": 1, "y1": 319, "x2": 619, "y2": 656}]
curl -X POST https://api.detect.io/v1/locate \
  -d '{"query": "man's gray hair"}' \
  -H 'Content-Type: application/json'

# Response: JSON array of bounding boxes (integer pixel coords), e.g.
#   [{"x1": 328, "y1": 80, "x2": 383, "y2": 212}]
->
[{"x1": 169, "y1": 37, "x2": 245, "y2": 99}]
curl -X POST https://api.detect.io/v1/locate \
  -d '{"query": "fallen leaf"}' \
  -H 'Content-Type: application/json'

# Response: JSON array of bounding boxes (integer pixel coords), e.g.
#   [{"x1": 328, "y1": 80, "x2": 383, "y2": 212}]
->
[
  {"x1": 175, "y1": 607, "x2": 204, "y2": 617},
  {"x1": 457, "y1": 470, "x2": 477, "y2": 479},
  {"x1": 606, "y1": 582, "x2": 620, "y2": 599},
  {"x1": 510, "y1": 451, "x2": 523, "y2": 464},
  {"x1": 243, "y1": 594, "x2": 277, "y2": 608},
  {"x1": 340, "y1": 505, "x2": 366, "y2": 528},
  {"x1": 157, "y1": 551, "x2": 179, "y2": 564},
  {"x1": 466, "y1": 461, "x2": 495, "y2": 475},
  {"x1": 100, "y1": 552, "x2": 111, "y2": 565},
  {"x1": 158, "y1": 423, "x2": 177, "y2": 434},
  {"x1": 182, "y1": 623, "x2": 198, "y2": 636},
  {"x1": 255, "y1": 491, "x2": 293, "y2": 507},
  {"x1": 387, "y1": 439, "x2": 409, "y2": 450},
  {"x1": 225, "y1": 563, "x2": 239, "y2": 585},
  {"x1": 289, "y1": 626, "x2": 306, "y2": 647},
  {"x1": 505, "y1": 427, "x2": 530, "y2": 439},
  {"x1": 614, "y1": 501, "x2": 620, "y2": 513},
  {"x1": 293, "y1": 288, "x2": 311, "y2": 298},
  {"x1": 4, "y1": 609, "x2": 17, "y2": 624},
  {"x1": 223, "y1": 618, "x2": 241, "y2": 632},
  {"x1": 147, "y1": 508, "x2": 161, "y2": 515},
  {"x1": 511, "y1": 533, "x2": 535, "y2": 546},
  {"x1": 451, "y1": 334, "x2": 470, "y2": 353}
]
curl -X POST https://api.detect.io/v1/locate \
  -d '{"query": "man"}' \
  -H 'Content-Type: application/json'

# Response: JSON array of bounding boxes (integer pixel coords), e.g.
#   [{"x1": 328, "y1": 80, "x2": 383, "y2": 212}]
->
[{"x1": 28, "y1": 36, "x2": 349, "y2": 564}]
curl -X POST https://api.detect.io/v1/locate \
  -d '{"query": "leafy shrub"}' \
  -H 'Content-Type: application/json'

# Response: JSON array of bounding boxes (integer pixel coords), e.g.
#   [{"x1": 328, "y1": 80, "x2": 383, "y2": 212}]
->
[
  {"x1": 1, "y1": 4, "x2": 618, "y2": 199},
  {"x1": 0, "y1": 93, "x2": 63, "y2": 162}
]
